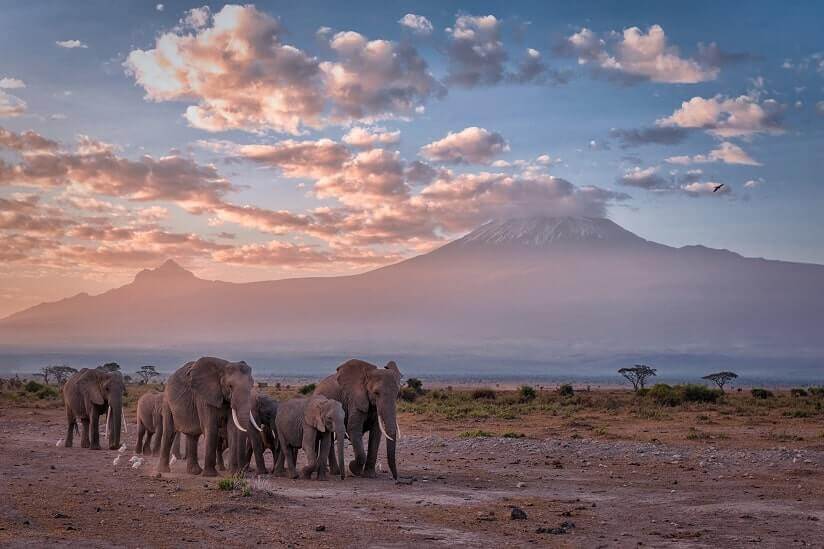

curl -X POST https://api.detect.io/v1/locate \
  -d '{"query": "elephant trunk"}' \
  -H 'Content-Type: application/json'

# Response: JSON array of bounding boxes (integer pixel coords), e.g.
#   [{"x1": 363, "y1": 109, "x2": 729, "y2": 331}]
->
[{"x1": 377, "y1": 403, "x2": 398, "y2": 480}]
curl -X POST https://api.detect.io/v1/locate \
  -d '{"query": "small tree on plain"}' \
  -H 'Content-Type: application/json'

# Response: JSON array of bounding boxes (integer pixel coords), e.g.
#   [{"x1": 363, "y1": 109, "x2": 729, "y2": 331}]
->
[
  {"x1": 134, "y1": 365, "x2": 160, "y2": 385},
  {"x1": 406, "y1": 378, "x2": 424, "y2": 394},
  {"x1": 702, "y1": 371, "x2": 738, "y2": 393},
  {"x1": 41, "y1": 365, "x2": 78, "y2": 386},
  {"x1": 618, "y1": 365, "x2": 657, "y2": 392}
]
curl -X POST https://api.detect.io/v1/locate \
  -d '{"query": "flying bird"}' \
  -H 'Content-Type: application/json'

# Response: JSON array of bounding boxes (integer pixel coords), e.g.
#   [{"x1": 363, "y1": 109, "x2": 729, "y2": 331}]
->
[{"x1": 712, "y1": 183, "x2": 725, "y2": 193}]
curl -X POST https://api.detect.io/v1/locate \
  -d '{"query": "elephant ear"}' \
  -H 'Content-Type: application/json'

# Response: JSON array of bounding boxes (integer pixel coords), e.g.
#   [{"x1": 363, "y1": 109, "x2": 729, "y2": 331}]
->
[
  {"x1": 187, "y1": 357, "x2": 225, "y2": 408},
  {"x1": 305, "y1": 397, "x2": 327, "y2": 433},
  {"x1": 384, "y1": 361, "x2": 401, "y2": 383},
  {"x1": 79, "y1": 370, "x2": 105, "y2": 406},
  {"x1": 335, "y1": 359, "x2": 373, "y2": 413}
]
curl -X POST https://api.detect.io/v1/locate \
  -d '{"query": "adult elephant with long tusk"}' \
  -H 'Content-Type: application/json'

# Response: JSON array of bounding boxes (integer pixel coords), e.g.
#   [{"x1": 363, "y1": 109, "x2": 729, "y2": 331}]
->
[
  {"x1": 315, "y1": 359, "x2": 402, "y2": 480},
  {"x1": 156, "y1": 357, "x2": 258, "y2": 477}
]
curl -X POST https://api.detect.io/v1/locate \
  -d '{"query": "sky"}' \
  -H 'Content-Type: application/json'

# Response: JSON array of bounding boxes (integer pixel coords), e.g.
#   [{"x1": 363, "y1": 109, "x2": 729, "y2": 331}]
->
[{"x1": 0, "y1": 0, "x2": 822, "y2": 317}]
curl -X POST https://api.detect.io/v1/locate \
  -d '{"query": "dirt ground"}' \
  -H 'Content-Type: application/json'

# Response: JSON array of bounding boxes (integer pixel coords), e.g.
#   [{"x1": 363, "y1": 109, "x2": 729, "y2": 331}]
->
[{"x1": 1, "y1": 396, "x2": 823, "y2": 548}]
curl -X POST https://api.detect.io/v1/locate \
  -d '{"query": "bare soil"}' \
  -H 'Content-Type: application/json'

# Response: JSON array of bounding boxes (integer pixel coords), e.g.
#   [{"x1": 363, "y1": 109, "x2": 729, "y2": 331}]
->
[{"x1": 1, "y1": 397, "x2": 823, "y2": 548}]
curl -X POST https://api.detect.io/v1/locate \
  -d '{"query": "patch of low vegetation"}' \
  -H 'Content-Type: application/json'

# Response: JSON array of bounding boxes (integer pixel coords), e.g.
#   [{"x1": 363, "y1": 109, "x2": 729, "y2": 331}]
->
[
  {"x1": 518, "y1": 385, "x2": 537, "y2": 402},
  {"x1": 459, "y1": 429, "x2": 493, "y2": 438},
  {"x1": 790, "y1": 388, "x2": 808, "y2": 397},
  {"x1": 501, "y1": 431, "x2": 526, "y2": 438},
  {"x1": 471, "y1": 388, "x2": 496, "y2": 400},
  {"x1": 218, "y1": 475, "x2": 250, "y2": 494},
  {"x1": 686, "y1": 427, "x2": 729, "y2": 441},
  {"x1": 764, "y1": 431, "x2": 804, "y2": 442},
  {"x1": 298, "y1": 383, "x2": 316, "y2": 395},
  {"x1": 647, "y1": 384, "x2": 722, "y2": 406},
  {"x1": 751, "y1": 388, "x2": 774, "y2": 399},
  {"x1": 808, "y1": 387, "x2": 824, "y2": 397},
  {"x1": 557, "y1": 384, "x2": 574, "y2": 397}
]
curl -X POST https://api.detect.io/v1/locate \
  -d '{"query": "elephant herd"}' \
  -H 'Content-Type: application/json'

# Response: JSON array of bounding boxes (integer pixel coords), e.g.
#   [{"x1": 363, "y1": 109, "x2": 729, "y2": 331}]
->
[{"x1": 62, "y1": 357, "x2": 403, "y2": 481}]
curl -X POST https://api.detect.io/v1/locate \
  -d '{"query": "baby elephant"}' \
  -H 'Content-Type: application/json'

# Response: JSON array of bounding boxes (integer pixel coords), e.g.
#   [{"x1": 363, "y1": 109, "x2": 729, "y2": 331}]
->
[
  {"x1": 135, "y1": 392, "x2": 184, "y2": 458},
  {"x1": 275, "y1": 395, "x2": 345, "y2": 480}
]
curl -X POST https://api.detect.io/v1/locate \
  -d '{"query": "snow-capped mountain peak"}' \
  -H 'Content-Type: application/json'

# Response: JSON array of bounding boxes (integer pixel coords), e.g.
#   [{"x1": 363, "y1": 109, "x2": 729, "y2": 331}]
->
[{"x1": 454, "y1": 216, "x2": 647, "y2": 248}]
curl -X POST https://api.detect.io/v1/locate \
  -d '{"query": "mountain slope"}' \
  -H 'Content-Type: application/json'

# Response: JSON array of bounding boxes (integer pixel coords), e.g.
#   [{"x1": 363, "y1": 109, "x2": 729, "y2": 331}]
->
[{"x1": 2, "y1": 216, "x2": 823, "y2": 359}]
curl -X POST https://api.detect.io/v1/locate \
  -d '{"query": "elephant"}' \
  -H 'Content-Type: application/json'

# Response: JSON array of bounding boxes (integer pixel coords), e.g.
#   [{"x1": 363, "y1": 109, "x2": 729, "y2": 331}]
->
[
  {"x1": 228, "y1": 392, "x2": 278, "y2": 474},
  {"x1": 156, "y1": 357, "x2": 261, "y2": 477},
  {"x1": 135, "y1": 392, "x2": 184, "y2": 459},
  {"x1": 63, "y1": 368, "x2": 127, "y2": 450},
  {"x1": 315, "y1": 359, "x2": 401, "y2": 479},
  {"x1": 275, "y1": 395, "x2": 345, "y2": 480}
]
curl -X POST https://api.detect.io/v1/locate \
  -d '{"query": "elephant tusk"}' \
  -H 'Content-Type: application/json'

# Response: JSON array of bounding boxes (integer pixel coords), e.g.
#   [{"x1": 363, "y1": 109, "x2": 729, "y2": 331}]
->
[
  {"x1": 249, "y1": 411, "x2": 263, "y2": 432},
  {"x1": 395, "y1": 421, "x2": 401, "y2": 441},
  {"x1": 378, "y1": 416, "x2": 394, "y2": 442},
  {"x1": 105, "y1": 405, "x2": 111, "y2": 439},
  {"x1": 122, "y1": 411, "x2": 128, "y2": 434},
  {"x1": 232, "y1": 408, "x2": 247, "y2": 433}
]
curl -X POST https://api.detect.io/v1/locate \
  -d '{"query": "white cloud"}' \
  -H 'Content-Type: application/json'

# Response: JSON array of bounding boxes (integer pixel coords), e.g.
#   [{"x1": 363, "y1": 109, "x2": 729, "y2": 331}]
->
[
  {"x1": 125, "y1": 5, "x2": 442, "y2": 134},
  {"x1": 560, "y1": 24, "x2": 719, "y2": 84},
  {"x1": 657, "y1": 94, "x2": 784, "y2": 138},
  {"x1": 56, "y1": 40, "x2": 88, "y2": 49},
  {"x1": 665, "y1": 142, "x2": 761, "y2": 166},
  {"x1": 0, "y1": 90, "x2": 26, "y2": 117},
  {"x1": 342, "y1": 126, "x2": 401, "y2": 148},
  {"x1": 420, "y1": 127, "x2": 509, "y2": 164},
  {"x1": 744, "y1": 179, "x2": 763, "y2": 189},
  {"x1": 155, "y1": 4, "x2": 164, "y2": 12},
  {"x1": 398, "y1": 14, "x2": 433, "y2": 35},
  {"x1": 0, "y1": 78, "x2": 25, "y2": 89}
]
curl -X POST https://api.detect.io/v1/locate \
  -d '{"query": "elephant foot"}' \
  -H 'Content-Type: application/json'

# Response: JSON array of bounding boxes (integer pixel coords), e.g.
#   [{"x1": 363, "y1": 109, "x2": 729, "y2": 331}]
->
[
  {"x1": 301, "y1": 466, "x2": 314, "y2": 479},
  {"x1": 90, "y1": 444, "x2": 101, "y2": 451},
  {"x1": 216, "y1": 463, "x2": 226, "y2": 472},
  {"x1": 273, "y1": 468, "x2": 286, "y2": 477},
  {"x1": 348, "y1": 459, "x2": 364, "y2": 477},
  {"x1": 81, "y1": 441, "x2": 90, "y2": 449},
  {"x1": 316, "y1": 471, "x2": 328, "y2": 481},
  {"x1": 157, "y1": 463, "x2": 171, "y2": 473},
  {"x1": 289, "y1": 470, "x2": 299, "y2": 480},
  {"x1": 362, "y1": 468, "x2": 377, "y2": 478},
  {"x1": 187, "y1": 464, "x2": 203, "y2": 475},
  {"x1": 202, "y1": 467, "x2": 218, "y2": 478}
]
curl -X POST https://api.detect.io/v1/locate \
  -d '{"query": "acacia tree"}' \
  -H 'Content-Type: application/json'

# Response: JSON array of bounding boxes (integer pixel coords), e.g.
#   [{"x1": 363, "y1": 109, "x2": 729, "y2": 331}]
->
[
  {"x1": 618, "y1": 365, "x2": 657, "y2": 391},
  {"x1": 702, "y1": 371, "x2": 738, "y2": 392},
  {"x1": 134, "y1": 365, "x2": 160, "y2": 384},
  {"x1": 41, "y1": 365, "x2": 78, "y2": 386}
]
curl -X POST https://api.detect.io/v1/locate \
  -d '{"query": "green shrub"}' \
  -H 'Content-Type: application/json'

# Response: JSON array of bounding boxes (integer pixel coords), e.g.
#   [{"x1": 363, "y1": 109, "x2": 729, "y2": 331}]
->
[
  {"x1": 459, "y1": 429, "x2": 493, "y2": 438},
  {"x1": 24, "y1": 380, "x2": 44, "y2": 393},
  {"x1": 681, "y1": 384, "x2": 722, "y2": 403},
  {"x1": 791, "y1": 388, "x2": 809, "y2": 397},
  {"x1": 298, "y1": 383, "x2": 316, "y2": 395},
  {"x1": 751, "y1": 388, "x2": 774, "y2": 399},
  {"x1": 399, "y1": 386, "x2": 418, "y2": 402},
  {"x1": 471, "y1": 388, "x2": 496, "y2": 400},
  {"x1": 648, "y1": 384, "x2": 680, "y2": 406},
  {"x1": 519, "y1": 385, "x2": 537, "y2": 402},
  {"x1": 557, "y1": 384, "x2": 574, "y2": 397},
  {"x1": 502, "y1": 431, "x2": 525, "y2": 438},
  {"x1": 406, "y1": 378, "x2": 423, "y2": 393},
  {"x1": 808, "y1": 387, "x2": 824, "y2": 397}
]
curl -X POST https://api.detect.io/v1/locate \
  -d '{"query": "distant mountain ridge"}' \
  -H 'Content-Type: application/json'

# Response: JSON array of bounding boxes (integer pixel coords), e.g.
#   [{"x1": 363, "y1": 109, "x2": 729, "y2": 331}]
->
[{"x1": 2, "y1": 216, "x2": 823, "y2": 366}]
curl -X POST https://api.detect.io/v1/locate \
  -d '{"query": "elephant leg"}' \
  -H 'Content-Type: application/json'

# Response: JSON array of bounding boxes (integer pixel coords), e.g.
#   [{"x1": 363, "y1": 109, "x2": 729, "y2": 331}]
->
[
  {"x1": 227, "y1": 424, "x2": 238, "y2": 474},
  {"x1": 186, "y1": 433, "x2": 202, "y2": 475},
  {"x1": 171, "y1": 432, "x2": 184, "y2": 460},
  {"x1": 273, "y1": 444, "x2": 286, "y2": 477},
  {"x1": 216, "y1": 442, "x2": 226, "y2": 472},
  {"x1": 65, "y1": 410, "x2": 75, "y2": 448},
  {"x1": 156, "y1": 408, "x2": 174, "y2": 473},
  {"x1": 136, "y1": 424, "x2": 146, "y2": 455},
  {"x1": 80, "y1": 418, "x2": 90, "y2": 448},
  {"x1": 90, "y1": 409, "x2": 101, "y2": 450},
  {"x1": 347, "y1": 420, "x2": 366, "y2": 477},
  {"x1": 316, "y1": 433, "x2": 332, "y2": 481},
  {"x1": 202, "y1": 415, "x2": 218, "y2": 477},
  {"x1": 151, "y1": 424, "x2": 163, "y2": 456},
  {"x1": 301, "y1": 428, "x2": 318, "y2": 479},
  {"x1": 250, "y1": 431, "x2": 266, "y2": 475},
  {"x1": 364, "y1": 423, "x2": 381, "y2": 477}
]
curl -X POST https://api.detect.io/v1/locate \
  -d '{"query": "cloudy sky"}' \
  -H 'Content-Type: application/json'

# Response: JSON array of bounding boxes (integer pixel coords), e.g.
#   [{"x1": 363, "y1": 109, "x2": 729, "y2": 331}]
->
[{"x1": 0, "y1": 1, "x2": 822, "y2": 316}]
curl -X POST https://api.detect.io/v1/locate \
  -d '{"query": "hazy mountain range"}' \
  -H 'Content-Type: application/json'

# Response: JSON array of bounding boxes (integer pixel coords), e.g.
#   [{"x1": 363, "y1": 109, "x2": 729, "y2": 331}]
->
[{"x1": 2, "y1": 216, "x2": 823, "y2": 379}]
